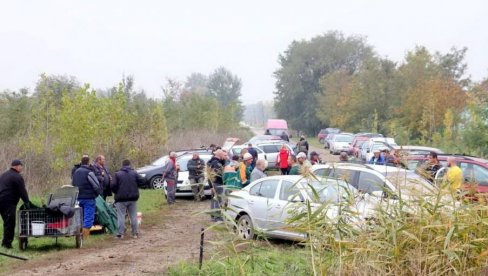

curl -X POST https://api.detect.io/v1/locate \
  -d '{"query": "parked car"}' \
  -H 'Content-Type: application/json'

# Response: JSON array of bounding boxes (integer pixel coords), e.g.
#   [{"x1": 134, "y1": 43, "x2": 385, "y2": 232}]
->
[
  {"x1": 246, "y1": 135, "x2": 283, "y2": 145},
  {"x1": 407, "y1": 154, "x2": 488, "y2": 198},
  {"x1": 329, "y1": 134, "x2": 354, "y2": 155},
  {"x1": 318, "y1": 128, "x2": 341, "y2": 143},
  {"x1": 392, "y1": 146, "x2": 444, "y2": 156},
  {"x1": 323, "y1": 133, "x2": 336, "y2": 149},
  {"x1": 311, "y1": 163, "x2": 434, "y2": 199},
  {"x1": 362, "y1": 138, "x2": 397, "y2": 162},
  {"x1": 354, "y1": 132, "x2": 384, "y2": 138},
  {"x1": 227, "y1": 175, "x2": 365, "y2": 241},
  {"x1": 161, "y1": 153, "x2": 214, "y2": 197},
  {"x1": 136, "y1": 149, "x2": 210, "y2": 189},
  {"x1": 255, "y1": 142, "x2": 295, "y2": 168},
  {"x1": 348, "y1": 136, "x2": 369, "y2": 156}
]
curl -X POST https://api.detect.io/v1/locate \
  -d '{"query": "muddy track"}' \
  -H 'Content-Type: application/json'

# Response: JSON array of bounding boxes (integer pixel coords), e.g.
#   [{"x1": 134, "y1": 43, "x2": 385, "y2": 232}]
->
[{"x1": 8, "y1": 200, "x2": 213, "y2": 276}]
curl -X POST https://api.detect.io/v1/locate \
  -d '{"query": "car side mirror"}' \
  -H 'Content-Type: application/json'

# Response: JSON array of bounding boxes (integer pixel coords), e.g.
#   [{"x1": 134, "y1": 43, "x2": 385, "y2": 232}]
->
[{"x1": 287, "y1": 194, "x2": 304, "y2": 202}]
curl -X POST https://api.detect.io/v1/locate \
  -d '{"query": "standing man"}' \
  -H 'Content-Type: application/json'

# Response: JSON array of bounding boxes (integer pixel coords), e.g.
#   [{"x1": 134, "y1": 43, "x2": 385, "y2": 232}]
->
[
  {"x1": 446, "y1": 157, "x2": 463, "y2": 194},
  {"x1": 421, "y1": 152, "x2": 442, "y2": 183},
  {"x1": 250, "y1": 159, "x2": 267, "y2": 182},
  {"x1": 288, "y1": 155, "x2": 300, "y2": 175},
  {"x1": 0, "y1": 160, "x2": 30, "y2": 249},
  {"x1": 72, "y1": 156, "x2": 102, "y2": 239},
  {"x1": 247, "y1": 144, "x2": 258, "y2": 170},
  {"x1": 208, "y1": 150, "x2": 226, "y2": 222},
  {"x1": 71, "y1": 153, "x2": 90, "y2": 178},
  {"x1": 310, "y1": 151, "x2": 321, "y2": 165},
  {"x1": 187, "y1": 152, "x2": 206, "y2": 201},
  {"x1": 162, "y1": 152, "x2": 178, "y2": 205},
  {"x1": 111, "y1": 159, "x2": 145, "y2": 239},
  {"x1": 280, "y1": 131, "x2": 289, "y2": 142},
  {"x1": 238, "y1": 153, "x2": 253, "y2": 187},
  {"x1": 296, "y1": 152, "x2": 312, "y2": 174},
  {"x1": 296, "y1": 136, "x2": 309, "y2": 156},
  {"x1": 93, "y1": 155, "x2": 112, "y2": 200}
]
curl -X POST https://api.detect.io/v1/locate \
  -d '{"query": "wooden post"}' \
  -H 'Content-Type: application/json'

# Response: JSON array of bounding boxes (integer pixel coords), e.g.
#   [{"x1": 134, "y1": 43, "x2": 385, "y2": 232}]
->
[{"x1": 199, "y1": 227, "x2": 204, "y2": 270}]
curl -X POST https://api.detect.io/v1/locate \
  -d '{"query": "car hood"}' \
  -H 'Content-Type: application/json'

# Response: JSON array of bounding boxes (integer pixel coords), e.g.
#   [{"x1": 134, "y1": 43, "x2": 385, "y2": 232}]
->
[{"x1": 136, "y1": 165, "x2": 161, "y2": 173}]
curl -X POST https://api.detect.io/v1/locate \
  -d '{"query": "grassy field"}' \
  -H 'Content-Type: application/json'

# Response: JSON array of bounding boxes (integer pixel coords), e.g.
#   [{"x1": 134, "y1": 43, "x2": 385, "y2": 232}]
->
[
  {"x1": 0, "y1": 189, "x2": 165, "y2": 268},
  {"x1": 168, "y1": 243, "x2": 312, "y2": 276}
]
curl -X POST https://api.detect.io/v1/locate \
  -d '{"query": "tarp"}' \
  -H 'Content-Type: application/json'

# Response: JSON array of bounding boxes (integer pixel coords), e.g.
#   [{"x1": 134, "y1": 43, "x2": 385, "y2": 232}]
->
[{"x1": 95, "y1": 196, "x2": 118, "y2": 234}]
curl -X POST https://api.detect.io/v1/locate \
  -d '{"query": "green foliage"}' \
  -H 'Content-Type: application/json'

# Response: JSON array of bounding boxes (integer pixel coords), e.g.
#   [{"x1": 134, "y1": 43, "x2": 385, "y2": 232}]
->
[{"x1": 274, "y1": 31, "x2": 374, "y2": 135}]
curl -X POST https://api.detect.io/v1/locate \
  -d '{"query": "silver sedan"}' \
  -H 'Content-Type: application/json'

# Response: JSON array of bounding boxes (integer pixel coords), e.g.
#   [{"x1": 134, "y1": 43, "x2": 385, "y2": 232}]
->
[{"x1": 226, "y1": 175, "x2": 368, "y2": 241}]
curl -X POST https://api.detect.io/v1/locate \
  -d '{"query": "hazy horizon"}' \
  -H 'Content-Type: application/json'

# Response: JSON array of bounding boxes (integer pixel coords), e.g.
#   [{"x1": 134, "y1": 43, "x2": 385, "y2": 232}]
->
[{"x1": 1, "y1": 0, "x2": 487, "y2": 104}]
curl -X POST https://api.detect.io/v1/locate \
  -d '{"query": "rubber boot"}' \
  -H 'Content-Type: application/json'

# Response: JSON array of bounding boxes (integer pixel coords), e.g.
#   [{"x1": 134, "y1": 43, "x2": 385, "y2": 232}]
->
[{"x1": 82, "y1": 228, "x2": 90, "y2": 239}]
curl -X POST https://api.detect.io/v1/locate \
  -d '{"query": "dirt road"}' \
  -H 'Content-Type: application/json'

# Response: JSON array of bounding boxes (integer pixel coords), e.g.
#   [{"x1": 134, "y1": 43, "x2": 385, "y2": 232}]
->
[{"x1": 8, "y1": 200, "x2": 213, "y2": 276}]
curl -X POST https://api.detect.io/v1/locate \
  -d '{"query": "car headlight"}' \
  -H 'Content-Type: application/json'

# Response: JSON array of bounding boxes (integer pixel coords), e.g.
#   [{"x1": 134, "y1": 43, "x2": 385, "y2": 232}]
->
[{"x1": 139, "y1": 173, "x2": 146, "y2": 178}]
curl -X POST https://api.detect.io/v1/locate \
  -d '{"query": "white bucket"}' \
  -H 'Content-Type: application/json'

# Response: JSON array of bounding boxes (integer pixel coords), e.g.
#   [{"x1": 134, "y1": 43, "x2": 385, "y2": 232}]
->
[
  {"x1": 31, "y1": 221, "x2": 45, "y2": 236},
  {"x1": 137, "y1": 212, "x2": 142, "y2": 226}
]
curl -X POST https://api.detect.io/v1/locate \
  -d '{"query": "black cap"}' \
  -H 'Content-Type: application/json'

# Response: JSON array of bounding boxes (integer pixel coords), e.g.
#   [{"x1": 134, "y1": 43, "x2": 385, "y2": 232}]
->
[{"x1": 11, "y1": 160, "x2": 23, "y2": 166}]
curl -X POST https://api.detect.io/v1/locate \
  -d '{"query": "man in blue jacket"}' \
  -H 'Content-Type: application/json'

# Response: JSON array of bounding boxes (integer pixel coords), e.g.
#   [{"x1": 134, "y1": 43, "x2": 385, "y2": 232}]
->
[
  {"x1": 72, "y1": 156, "x2": 102, "y2": 239},
  {"x1": 111, "y1": 159, "x2": 145, "y2": 239}
]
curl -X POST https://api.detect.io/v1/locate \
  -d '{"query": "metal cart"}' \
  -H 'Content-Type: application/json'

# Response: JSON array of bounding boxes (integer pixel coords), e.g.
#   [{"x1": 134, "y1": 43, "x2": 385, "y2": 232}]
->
[{"x1": 18, "y1": 186, "x2": 83, "y2": 250}]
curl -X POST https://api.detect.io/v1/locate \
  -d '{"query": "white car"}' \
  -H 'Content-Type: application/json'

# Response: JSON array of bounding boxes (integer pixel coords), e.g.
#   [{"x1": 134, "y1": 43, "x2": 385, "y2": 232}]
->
[
  {"x1": 329, "y1": 134, "x2": 354, "y2": 155},
  {"x1": 161, "y1": 153, "x2": 213, "y2": 197},
  {"x1": 255, "y1": 142, "x2": 295, "y2": 168},
  {"x1": 229, "y1": 145, "x2": 266, "y2": 161},
  {"x1": 227, "y1": 175, "x2": 370, "y2": 241}
]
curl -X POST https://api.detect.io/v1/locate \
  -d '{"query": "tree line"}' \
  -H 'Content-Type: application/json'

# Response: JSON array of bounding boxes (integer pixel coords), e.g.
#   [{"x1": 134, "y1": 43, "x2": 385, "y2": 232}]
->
[
  {"x1": 274, "y1": 31, "x2": 488, "y2": 156},
  {"x1": 0, "y1": 67, "x2": 244, "y2": 193}
]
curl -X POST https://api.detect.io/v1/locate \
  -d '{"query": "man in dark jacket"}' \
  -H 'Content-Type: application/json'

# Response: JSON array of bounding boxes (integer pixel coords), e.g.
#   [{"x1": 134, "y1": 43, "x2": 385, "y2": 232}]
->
[
  {"x1": 247, "y1": 144, "x2": 258, "y2": 170},
  {"x1": 93, "y1": 155, "x2": 112, "y2": 200},
  {"x1": 207, "y1": 150, "x2": 226, "y2": 221},
  {"x1": 111, "y1": 159, "x2": 144, "y2": 239},
  {"x1": 72, "y1": 156, "x2": 102, "y2": 239},
  {"x1": 187, "y1": 152, "x2": 206, "y2": 201},
  {"x1": 0, "y1": 160, "x2": 30, "y2": 249},
  {"x1": 296, "y1": 136, "x2": 309, "y2": 156},
  {"x1": 280, "y1": 131, "x2": 289, "y2": 142},
  {"x1": 71, "y1": 153, "x2": 90, "y2": 178}
]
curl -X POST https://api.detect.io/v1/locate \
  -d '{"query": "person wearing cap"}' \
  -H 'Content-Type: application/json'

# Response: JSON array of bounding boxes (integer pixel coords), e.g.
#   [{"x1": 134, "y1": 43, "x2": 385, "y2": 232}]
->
[
  {"x1": 207, "y1": 150, "x2": 227, "y2": 221},
  {"x1": 296, "y1": 152, "x2": 312, "y2": 174},
  {"x1": 310, "y1": 151, "x2": 321, "y2": 165},
  {"x1": 238, "y1": 153, "x2": 253, "y2": 187},
  {"x1": 0, "y1": 160, "x2": 30, "y2": 249},
  {"x1": 368, "y1": 149, "x2": 385, "y2": 165}
]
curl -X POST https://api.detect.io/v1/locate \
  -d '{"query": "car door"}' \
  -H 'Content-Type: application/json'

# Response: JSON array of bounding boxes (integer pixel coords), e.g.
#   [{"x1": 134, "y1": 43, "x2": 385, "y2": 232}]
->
[
  {"x1": 459, "y1": 162, "x2": 488, "y2": 193},
  {"x1": 266, "y1": 180, "x2": 304, "y2": 230},
  {"x1": 260, "y1": 145, "x2": 280, "y2": 167},
  {"x1": 246, "y1": 179, "x2": 279, "y2": 229}
]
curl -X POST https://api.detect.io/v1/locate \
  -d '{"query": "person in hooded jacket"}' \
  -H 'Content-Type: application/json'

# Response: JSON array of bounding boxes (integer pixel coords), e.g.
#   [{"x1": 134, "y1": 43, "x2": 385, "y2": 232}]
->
[
  {"x1": 207, "y1": 150, "x2": 226, "y2": 221},
  {"x1": 111, "y1": 159, "x2": 145, "y2": 239},
  {"x1": 276, "y1": 144, "x2": 290, "y2": 175},
  {"x1": 162, "y1": 152, "x2": 178, "y2": 205},
  {"x1": 72, "y1": 156, "x2": 102, "y2": 239}
]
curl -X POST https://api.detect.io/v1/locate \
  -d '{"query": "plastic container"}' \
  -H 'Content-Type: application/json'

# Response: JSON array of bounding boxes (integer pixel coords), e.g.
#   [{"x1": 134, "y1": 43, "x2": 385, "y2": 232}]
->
[
  {"x1": 31, "y1": 221, "x2": 45, "y2": 236},
  {"x1": 137, "y1": 212, "x2": 142, "y2": 226}
]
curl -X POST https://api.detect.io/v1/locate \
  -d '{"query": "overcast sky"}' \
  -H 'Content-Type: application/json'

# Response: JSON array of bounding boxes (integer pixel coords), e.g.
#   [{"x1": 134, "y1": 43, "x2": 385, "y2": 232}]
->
[{"x1": 0, "y1": 0, "x2": 487, "y2": 104}]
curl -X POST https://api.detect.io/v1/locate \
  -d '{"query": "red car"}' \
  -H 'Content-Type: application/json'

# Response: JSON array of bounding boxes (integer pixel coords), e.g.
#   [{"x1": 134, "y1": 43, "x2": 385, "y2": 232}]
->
[
  {"x1": 348, "y1": 136, "x2": 369, "y2": 157},
  {"x1": 407, "y1": 154, "x2": 488, "y2": 199},
  {"x1": 317, "y1": 128, "x2": 340, "y2": 143}
]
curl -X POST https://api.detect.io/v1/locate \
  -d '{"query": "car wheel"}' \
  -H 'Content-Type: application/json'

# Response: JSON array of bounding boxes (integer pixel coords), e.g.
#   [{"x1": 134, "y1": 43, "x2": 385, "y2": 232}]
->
[
  {"x1": 237, "y1": 215, "x2": 255, "y2": 240},
  {"x1": 150, "y1": 176, "x2": 164, "y2": 190}
]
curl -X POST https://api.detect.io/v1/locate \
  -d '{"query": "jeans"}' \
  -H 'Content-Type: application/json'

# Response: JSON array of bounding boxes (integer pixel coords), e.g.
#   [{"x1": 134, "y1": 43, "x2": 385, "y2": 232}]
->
[
  {"x1": 79, "y1": 199, "x2": 96, "y2": 228},
  {"x1": 114, "y1": 201, "x2": 138, "y2": 236},
  {"x1": 190, "y1": 177, "x2": 205, "y2": 201},
  {"x1": 166, "y1": 179, "x2": 176, "y2": 204},
  {"x1": 280, "y1": 168, "x2": 289, "y2": 175},
  {"x1": 0, "y1": 203, "x2": 16, "y2": 247},
  {"x1": 210, "y1": 185, "x2": 224, "y2": 222}
]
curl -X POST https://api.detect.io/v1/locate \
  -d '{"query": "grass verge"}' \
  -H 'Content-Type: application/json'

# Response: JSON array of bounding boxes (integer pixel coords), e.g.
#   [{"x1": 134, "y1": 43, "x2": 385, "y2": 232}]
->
[{"x1": 0, "y1": 189, "x2": 165, "y2": 270}]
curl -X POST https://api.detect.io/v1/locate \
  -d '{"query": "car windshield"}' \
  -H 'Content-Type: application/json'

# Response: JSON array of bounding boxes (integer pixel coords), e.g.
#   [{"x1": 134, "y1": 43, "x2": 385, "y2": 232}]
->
[
  {"x1": 384, "y1": 171, "x2": 434, "y2": 196},
  {"x1": 152, "y1": 156, "x2": 169, "y2": 166},
  {"x1": 335, "y1": 135, "x2": 353, "y2": 143},
  {"x1": 356, "y1": 140, "x2": 366, "y2": 147},
  {"x1": 302, "y1": 179, "x2": 357, "y2": 203}
]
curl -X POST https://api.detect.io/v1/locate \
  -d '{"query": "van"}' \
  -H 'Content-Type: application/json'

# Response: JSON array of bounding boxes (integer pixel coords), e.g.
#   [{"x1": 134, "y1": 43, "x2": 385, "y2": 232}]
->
[{"x1": 265, "y1": 119, "x2": 288, "y2": 136}]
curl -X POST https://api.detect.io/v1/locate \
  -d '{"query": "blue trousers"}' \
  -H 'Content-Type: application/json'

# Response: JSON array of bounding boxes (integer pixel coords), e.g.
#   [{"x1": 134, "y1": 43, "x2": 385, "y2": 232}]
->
[{"x1": 79, "y1": 199, "x2": 96, "y2": 228}]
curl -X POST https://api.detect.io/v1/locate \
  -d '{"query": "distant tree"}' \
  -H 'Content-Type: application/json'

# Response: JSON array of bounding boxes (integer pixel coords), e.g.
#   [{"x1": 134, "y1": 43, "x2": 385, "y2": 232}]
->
[
  {"x1": 274, "y1": 31, "x2": 374, "y2": 135},
  {"x1": 185, "y1": 73, "x2": 208, "y2": 95},
  {"x1": 206, "y1": 67, "x2": 244, "y2": 120}
]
